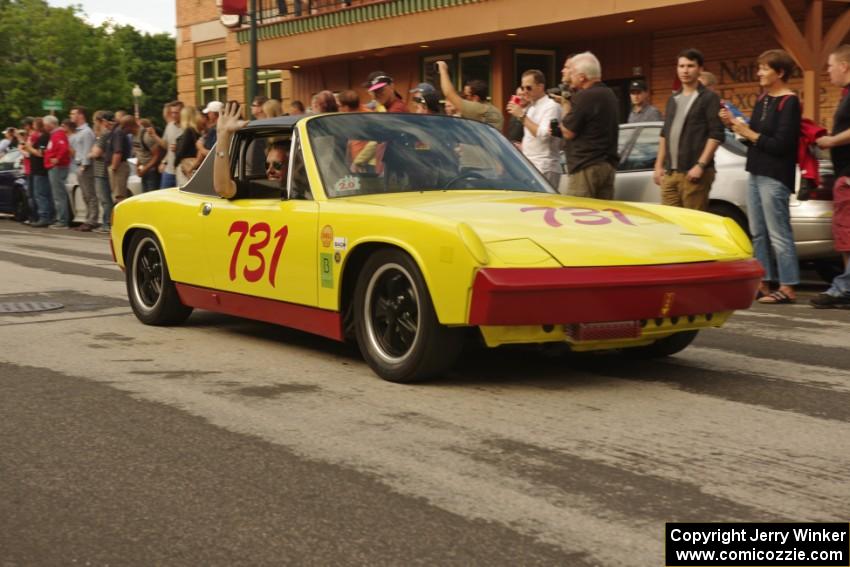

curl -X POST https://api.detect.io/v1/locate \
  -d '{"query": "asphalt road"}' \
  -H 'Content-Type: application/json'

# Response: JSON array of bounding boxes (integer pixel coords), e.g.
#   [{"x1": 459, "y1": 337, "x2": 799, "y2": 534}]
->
[{"x1": 1, "y1": 220, "x2": 849, "y2": 566}]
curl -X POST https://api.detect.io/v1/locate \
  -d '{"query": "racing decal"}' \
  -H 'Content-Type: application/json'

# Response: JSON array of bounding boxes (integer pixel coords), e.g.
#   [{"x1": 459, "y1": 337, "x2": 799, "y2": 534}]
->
[
  {"x1": 320, "y1": 253, "x2": 334, "y2": 288},
  {"x1": 519, "y1": 206, "x2": 636, "y2": 228},
  {"x1": 320, "y1": 225, "x2": 333, "y2": 247},
  {"x1": 333, "y1": 237, "x2": 347, "y2": 251},
  {"x1": 334, "y1": 175, "x2": 361, "y2": 193},
  {"x1": 228, "y1": 221, "x2": 289, "y2": 286},
  {"x1": 334, "y1": 251, "x2": 342, "y2": 264}
]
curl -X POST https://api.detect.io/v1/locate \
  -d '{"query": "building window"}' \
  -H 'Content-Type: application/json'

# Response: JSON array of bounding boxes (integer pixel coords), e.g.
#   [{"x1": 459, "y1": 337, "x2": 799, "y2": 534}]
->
[
  {"x1": 198, "y1": 55, "x2": 228, "y2": 106},
  {"x1": 459, "y1": 50, "x2": 492, "y2": 97},
  {"x1": 515, "y1": 49, "x2": 557, "y2": 88},
  {"x1": 256, "y1": 70, "x2": 283, "y2": 101},
  {"x1": 422, "y1": 50, "x2": 493, "y2": 101}
]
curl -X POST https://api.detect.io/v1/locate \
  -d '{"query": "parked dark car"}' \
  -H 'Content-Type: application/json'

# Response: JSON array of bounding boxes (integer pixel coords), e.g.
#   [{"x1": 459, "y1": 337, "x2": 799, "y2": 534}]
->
[{"x1": 0, "y1": 149, "x2": 27, "y2": 220}]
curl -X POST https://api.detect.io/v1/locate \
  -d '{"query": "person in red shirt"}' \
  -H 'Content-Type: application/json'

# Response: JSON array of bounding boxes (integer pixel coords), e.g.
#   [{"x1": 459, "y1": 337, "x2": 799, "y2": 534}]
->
[
  {"x1": 364, "y1": 71, "x2": 408, "y2": 113},
  {"x1": 43, "y1": 115, "x2": 72, "y2": 228}
]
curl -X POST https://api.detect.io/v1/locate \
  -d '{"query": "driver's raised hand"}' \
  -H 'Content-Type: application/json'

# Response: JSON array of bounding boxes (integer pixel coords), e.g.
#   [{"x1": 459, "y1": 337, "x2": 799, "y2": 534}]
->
[{"x1": 220, "y1": 101, "x2": 248, "y2": 135}]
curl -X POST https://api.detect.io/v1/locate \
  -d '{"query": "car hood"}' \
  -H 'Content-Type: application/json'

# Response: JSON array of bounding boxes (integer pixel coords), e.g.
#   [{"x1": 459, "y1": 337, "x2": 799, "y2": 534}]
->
[{"x1": 345, "y1": 191, "x2": 747, "y2": 266}]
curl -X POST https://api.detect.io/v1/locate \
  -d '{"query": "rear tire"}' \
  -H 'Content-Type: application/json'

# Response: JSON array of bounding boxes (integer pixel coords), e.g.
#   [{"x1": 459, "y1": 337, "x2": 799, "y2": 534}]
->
[
  {"x1": 126, "y1": 231, "x2": 192, "y2": 325},
  {"x1": 623, "y1": 330, "x2": 698, "y2": 359},
  {"x1": 353, "y1": 249, "x2": 463, "y2": 383}
]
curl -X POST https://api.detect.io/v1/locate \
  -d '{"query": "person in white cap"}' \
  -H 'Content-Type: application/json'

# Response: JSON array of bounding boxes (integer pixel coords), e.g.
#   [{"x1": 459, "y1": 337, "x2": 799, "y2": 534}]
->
[{"x1": 198, "y1": 101, "x2": 223, "y2": 163}]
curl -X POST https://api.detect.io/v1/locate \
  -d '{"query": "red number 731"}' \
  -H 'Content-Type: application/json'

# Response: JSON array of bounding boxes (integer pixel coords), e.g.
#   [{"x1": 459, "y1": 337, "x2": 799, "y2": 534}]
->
[
  {"x1": 520, "y1": 206, "x2": 635, "y2": 227},
  {"x1": 228, "y1": 221, "x2": 289, "y2": 286}
]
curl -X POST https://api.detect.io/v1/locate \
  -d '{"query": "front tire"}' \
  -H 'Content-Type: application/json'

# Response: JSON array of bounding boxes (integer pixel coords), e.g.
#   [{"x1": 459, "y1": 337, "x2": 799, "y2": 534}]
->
[
  {"x1": 353, "y1": 249, "x2": 463, "y2": 383},
  {"x1": 126, "y1": 231, "x2": 192, "y2": 325},
  {"x1": 623, "y1": 330, "x2": 698, "y2": 359}
]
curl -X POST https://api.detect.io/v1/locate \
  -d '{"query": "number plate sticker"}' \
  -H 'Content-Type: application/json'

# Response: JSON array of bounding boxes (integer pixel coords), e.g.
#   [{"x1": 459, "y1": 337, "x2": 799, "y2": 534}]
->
[
  {"x1": 334, "y1": 175, "x2": 361, "y2": 193},
  {"x1": 320, "y1": 253, "x2": 334, "y2": 289}
]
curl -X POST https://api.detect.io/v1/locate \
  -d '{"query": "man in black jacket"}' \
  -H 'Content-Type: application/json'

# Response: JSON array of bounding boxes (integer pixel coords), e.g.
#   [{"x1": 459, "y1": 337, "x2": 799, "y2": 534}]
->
[{"x1": 653, "y1": 48, "x2": 724, "y2": 211}]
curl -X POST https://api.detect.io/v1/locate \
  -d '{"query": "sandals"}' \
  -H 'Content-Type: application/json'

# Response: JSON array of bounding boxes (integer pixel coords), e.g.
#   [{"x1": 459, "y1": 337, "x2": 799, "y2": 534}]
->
[{"x1": 757, "y1": 290, "x2": 796, "y2": 304}]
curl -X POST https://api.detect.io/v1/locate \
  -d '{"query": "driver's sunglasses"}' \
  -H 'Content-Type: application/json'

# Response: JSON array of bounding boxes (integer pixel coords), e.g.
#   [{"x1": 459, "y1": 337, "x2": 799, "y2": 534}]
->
[{"x1": 267, "y1": 161, "x2": 285, "y2": 171}]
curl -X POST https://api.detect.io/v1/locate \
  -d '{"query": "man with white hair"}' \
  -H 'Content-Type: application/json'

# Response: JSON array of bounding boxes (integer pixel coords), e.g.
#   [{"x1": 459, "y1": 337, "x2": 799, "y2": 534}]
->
[{"x1": 560, "y1": 51, "x2": 620, "y2": 199}]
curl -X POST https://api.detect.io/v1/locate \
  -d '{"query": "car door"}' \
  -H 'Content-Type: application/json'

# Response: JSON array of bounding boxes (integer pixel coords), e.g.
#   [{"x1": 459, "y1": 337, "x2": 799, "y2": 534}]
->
[
  {"x1": 614, "y1": 125, "x2": 663, "y2": 204},
  {"x1": 202, "y1": 130, "x2": 319, "y2": 307}
]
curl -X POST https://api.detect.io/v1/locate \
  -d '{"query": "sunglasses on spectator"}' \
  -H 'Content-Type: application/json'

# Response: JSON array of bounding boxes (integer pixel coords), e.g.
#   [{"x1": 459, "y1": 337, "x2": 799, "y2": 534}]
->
[
  {"x1": 521, "y1": 85, "x2": 535, "y2": 91},
  {"x1": 267, "y1": 161, "x2": 285, "y2": 171}
]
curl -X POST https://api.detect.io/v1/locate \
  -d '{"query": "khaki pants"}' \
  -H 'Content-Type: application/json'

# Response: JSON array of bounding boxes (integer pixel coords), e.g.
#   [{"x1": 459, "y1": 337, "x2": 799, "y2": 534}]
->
[
  {"x1": 661, "y1": 168, "x2": 715, "y2": 211},
  {"x1": 565, "y1": 162, "x2": 615, "y2": 200},
  {"x1": 108, "y1": 161, "x2": 131, "y2": 200}
]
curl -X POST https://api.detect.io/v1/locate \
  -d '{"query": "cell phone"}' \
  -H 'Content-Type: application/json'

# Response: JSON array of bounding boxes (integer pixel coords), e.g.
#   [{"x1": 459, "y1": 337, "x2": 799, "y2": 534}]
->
[
  {"x1": 510, "y1": 95, "x2": 522, "y2": 106},
  {"x1": 550, "y1": 118, "x2": 563, "y2": 138}
]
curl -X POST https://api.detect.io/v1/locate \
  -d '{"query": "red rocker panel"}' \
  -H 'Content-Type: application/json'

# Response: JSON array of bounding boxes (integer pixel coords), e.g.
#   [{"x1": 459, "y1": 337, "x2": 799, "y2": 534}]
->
[
  {"x1": 175, "y1": 284, "x2": 344, "y2": 341},
  {"x1": 468, "y1": 259, "x2": 763, "y2": 325}
]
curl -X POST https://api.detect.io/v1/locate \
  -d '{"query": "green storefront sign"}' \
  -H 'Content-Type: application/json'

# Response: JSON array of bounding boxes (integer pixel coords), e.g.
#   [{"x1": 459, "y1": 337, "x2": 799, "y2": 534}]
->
[{"x1": 41, "y1": 99, "x2": 63, "y2": 111}]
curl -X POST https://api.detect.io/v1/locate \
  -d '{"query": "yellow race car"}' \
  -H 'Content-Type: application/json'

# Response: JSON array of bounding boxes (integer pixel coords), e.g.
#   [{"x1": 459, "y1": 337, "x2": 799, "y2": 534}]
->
[{"x1": 112, "y1": 113, "x2": 762, "y2": 382}]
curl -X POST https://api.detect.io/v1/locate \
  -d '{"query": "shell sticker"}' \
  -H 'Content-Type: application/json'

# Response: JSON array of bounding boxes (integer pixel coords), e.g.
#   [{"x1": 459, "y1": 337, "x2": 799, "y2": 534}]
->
[{"x1": 320, "y1": 225, "x2": 333, "y2": 248}]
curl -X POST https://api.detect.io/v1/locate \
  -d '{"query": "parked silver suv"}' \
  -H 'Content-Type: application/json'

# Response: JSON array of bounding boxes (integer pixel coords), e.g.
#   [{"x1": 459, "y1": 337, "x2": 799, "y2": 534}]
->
[{"x1": 610, "y1": 121, "x2": 838, "y2": 280}]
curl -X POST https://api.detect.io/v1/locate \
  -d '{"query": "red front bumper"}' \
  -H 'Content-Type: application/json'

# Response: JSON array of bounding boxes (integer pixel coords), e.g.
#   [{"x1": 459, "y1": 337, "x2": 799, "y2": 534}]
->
[{"x1": 468, "y1": 259, "x2": 763, "y2": 325}]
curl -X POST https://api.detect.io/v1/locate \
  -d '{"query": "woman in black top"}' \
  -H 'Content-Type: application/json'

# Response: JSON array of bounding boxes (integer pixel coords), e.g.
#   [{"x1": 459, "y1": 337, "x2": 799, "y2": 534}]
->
[
  {"x1": 721, "y1": 49, "x2": 801, "y2": 304},
  {"x1": 174, "y1": 106, "x2": 201, "y2": 186}
]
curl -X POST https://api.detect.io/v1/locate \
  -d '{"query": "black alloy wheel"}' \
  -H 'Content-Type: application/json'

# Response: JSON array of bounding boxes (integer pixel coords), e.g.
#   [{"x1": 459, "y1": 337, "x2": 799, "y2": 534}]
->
[{"x1": 126, "y1": 231, "x2": 192, "y2": 325}]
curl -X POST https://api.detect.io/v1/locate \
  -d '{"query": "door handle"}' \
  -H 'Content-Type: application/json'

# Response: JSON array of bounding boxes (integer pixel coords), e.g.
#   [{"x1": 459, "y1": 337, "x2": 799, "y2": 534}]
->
[{"x1": 201, "y1": 203, "x2": 212, "y2": 216}]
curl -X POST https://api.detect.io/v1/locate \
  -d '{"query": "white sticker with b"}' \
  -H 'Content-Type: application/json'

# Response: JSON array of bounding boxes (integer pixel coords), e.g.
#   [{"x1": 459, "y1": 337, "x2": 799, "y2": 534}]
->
[{"x1": 333, "y1": 237, "x2": 348, "y2": 251}]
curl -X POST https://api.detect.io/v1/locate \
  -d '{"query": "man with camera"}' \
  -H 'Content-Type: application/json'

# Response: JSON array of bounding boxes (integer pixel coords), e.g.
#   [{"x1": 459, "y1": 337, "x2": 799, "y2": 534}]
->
[
  {"x1": 507, "y1": 69, "x2": 563, "y2": 189},
  {"x1": 559, "y1": 52, "x2": 620, "y2": 199}
]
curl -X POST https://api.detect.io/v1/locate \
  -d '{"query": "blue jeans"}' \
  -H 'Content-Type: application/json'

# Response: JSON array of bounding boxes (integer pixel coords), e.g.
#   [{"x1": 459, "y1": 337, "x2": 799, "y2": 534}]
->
[
  {"x1": 747, "y1": 174, "x2": 800, "y2": 286},
  {"x1": 826, "y1": 261, "x2": 850, "y2": 297},
  {"x1": 160, "y1": 172, "x2": 177, "y2": 189},
  {"x1": 25, "y1": 175, "x2": 38, "y2": 222},
  {"x1": 142, "y1": 168, "x2": 161, "y2": 192},
  {"x1": 95, "y1": 175, "x2": 113, "y2": 229},
  {"x1": 48, "y1": 166, "x2": 70, "y2": 226},
  {"x1": 32, "y1": 174, "x2": 53, "y2": 223}
]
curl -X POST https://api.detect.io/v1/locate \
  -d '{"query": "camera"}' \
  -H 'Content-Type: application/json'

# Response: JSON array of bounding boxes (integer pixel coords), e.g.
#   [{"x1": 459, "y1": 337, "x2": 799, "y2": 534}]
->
[
  {"x1": 550, "y1": 118, "x2": 562, "y2": 138},
  {"x1": 546, "y1": 83, "x2": 571, "y2": 101}
]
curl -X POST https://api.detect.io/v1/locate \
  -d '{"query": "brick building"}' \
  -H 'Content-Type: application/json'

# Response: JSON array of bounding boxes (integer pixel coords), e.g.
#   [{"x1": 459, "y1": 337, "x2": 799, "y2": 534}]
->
[{"x1": 176, "y1": 0, "x2": 850, "y2": 127}]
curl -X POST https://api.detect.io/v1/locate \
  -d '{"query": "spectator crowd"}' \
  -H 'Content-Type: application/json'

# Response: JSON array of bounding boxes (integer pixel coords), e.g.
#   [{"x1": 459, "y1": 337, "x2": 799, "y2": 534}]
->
[{"x1": 4, "y1": 43, "x2": 850, "y2": 309}]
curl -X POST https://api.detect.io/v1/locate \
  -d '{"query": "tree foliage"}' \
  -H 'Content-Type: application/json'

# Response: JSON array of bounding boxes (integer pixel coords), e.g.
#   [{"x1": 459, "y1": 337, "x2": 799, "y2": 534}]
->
[{"x1": 0, "y1": 0, "x2": 175, "y2": 128}]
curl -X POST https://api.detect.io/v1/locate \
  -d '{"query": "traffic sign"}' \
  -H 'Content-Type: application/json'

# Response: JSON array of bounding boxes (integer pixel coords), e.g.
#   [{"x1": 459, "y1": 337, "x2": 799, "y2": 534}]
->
[{"x1": 41, "y1": 99, "x2": 63, "y2": 111}]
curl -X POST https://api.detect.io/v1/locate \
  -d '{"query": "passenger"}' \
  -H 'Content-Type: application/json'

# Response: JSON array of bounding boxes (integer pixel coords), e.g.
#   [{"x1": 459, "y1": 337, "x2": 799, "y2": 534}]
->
[{"x1": 435, "y1": 62, "x2": 503, "y2": 129}]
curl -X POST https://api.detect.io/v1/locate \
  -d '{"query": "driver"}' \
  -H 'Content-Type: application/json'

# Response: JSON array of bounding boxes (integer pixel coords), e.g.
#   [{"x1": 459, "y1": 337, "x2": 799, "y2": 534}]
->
[{"x1": 266, "y1": 141, "x2": 289, "y2": 182}]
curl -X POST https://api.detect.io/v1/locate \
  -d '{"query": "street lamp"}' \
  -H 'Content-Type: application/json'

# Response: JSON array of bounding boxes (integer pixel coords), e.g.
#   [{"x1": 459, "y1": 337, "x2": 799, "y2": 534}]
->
[{"x1": 132, "y1": 84, "x2": 143, "y2": 119}]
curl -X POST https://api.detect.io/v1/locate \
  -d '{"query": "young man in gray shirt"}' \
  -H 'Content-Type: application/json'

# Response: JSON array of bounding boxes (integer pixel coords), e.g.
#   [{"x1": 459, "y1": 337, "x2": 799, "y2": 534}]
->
[{"x1": 653, "y1": 48, "x2": 724, "y2": 211}]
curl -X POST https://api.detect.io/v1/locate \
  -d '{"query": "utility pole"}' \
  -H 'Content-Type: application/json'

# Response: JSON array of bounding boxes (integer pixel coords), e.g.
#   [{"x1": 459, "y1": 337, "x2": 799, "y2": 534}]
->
[{"x1": 248, "y1": 0, "x2": 258, "y2": 108}]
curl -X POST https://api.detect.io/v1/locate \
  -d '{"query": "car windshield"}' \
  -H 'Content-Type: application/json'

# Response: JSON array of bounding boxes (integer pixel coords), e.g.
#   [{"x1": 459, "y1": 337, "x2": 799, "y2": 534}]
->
[
  {"x1": 0, "y1": 149, "x2": 21, "y2": 171},
  {"x1": 306, "y1": 113, "x2": 553, "y2": 197}
]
